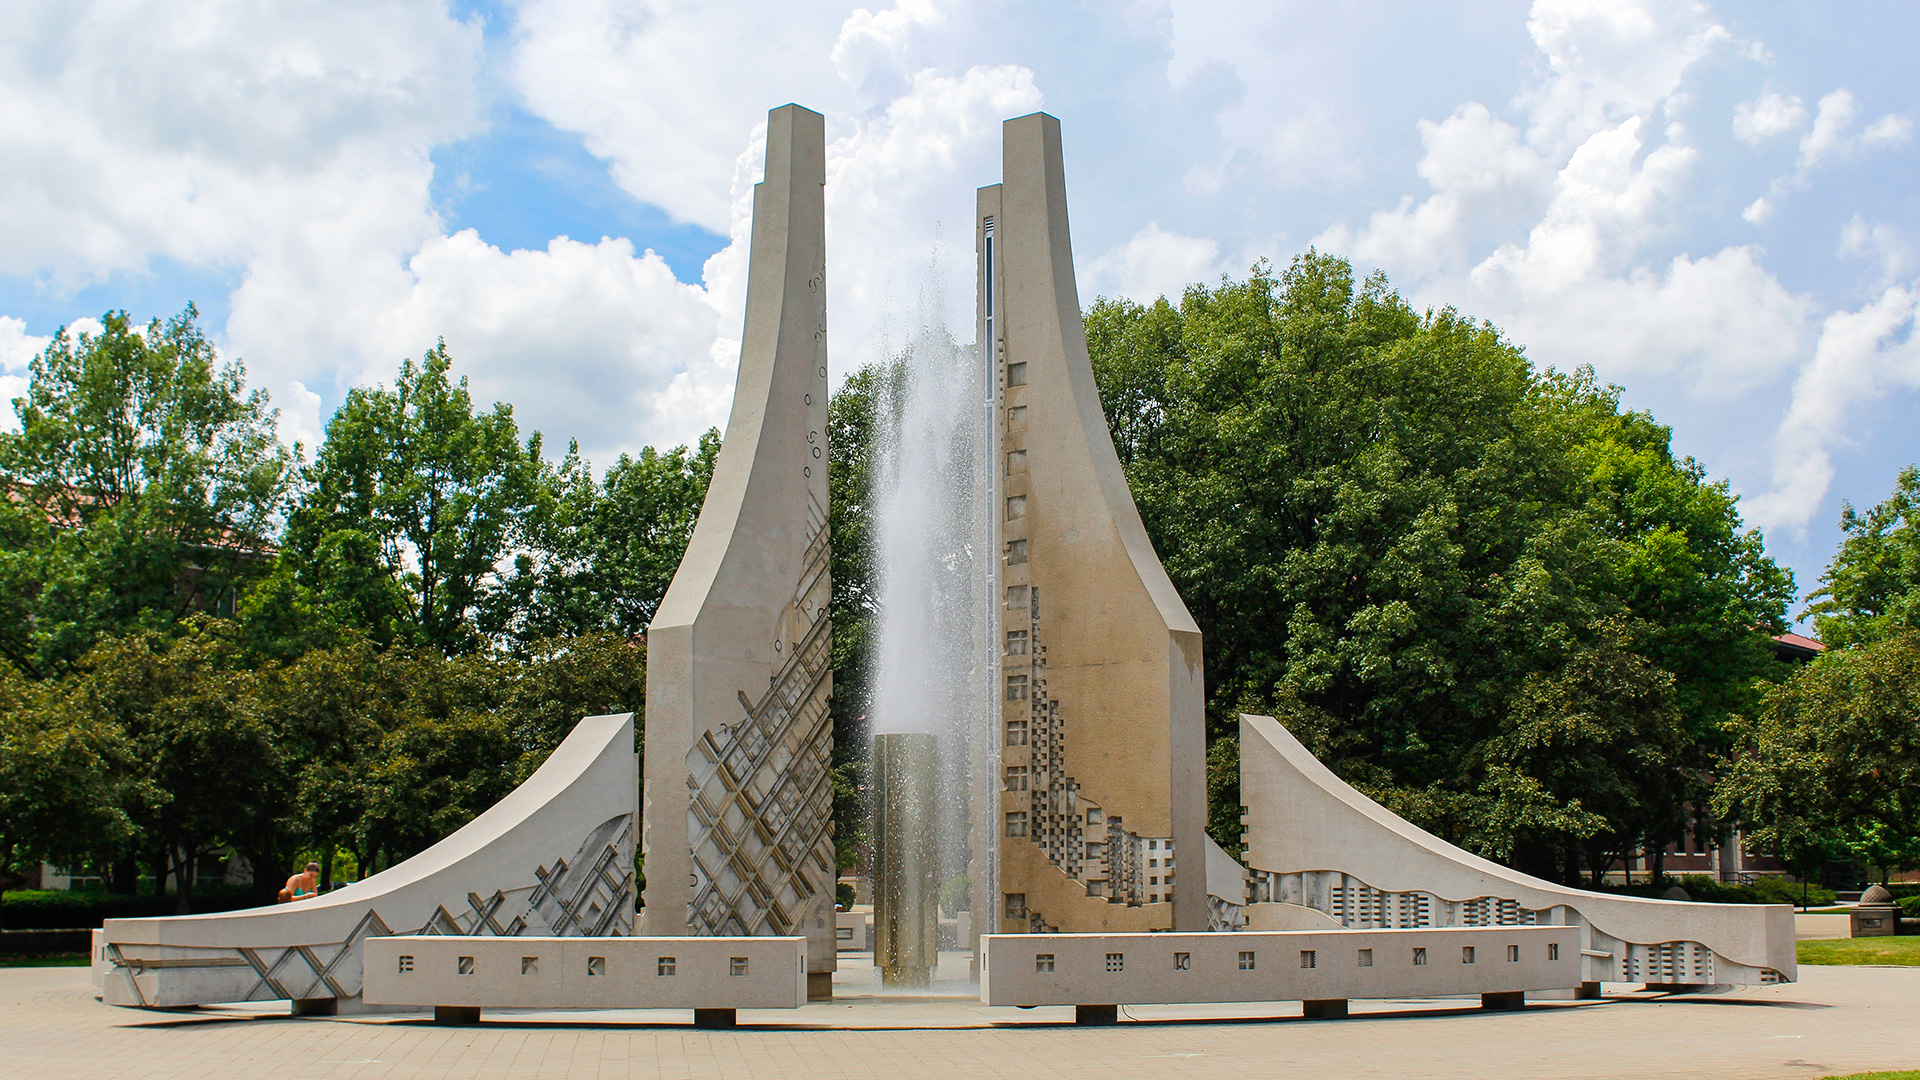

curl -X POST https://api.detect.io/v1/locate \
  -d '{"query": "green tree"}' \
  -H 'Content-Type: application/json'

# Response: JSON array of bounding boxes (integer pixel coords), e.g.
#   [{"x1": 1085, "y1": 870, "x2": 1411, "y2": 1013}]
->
[
  {"x1": 1804, "y1": 464, "x2": 1920, "y2": 647},
  {"x1": 72, "y1": 618, "x2": 281, "y2": 911},
  {"x1": 1716, "y1": 631, "x2": 1920, "y2": 886},
  {"x1": 1084, "y1": 255, "x2": 1792, "y2": 878},
  {"x1": 0, "y1": 664, "x2": 143, "y2": 910},
  {"x1": 0, "y1": 307, "x2": 292, "y2": 672},
  {"x1": 500, "y1": 434, "x2": 720, "y2": 645},
  {"x1": 269, "y1": 343, "x2": 542, "y2": 653}
]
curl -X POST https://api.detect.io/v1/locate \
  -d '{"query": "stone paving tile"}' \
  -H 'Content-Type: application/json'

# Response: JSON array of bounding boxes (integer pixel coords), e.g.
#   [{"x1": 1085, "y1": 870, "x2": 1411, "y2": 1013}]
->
[{"x1": 7, "y1": 965, "x2": 1920, "y2": 1080}]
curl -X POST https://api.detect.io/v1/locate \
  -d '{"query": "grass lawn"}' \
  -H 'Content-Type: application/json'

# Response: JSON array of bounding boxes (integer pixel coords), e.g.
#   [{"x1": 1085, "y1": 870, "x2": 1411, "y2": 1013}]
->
[
  {"x1": 1797, "y1": 937, "x2": 1920, "y2": 966},
  {"x1": 0, "y1": 954, "x2": 89, "y2": 968}
]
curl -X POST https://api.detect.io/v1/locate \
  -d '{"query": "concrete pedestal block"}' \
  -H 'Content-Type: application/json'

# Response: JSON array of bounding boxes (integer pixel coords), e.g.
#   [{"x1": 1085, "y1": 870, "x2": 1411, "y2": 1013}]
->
[
  {"x1": 694, "y1": 1008, "x2": 737, "y2": 1029},
  {"x1": 1302, "y1": 998, "x2": 1349, "y2": 1019},
  {"x1": 290, "y1": 998, "x2": 337, "y2": 1017},
  {"x1": 1075, "y1": 1004, "x2": 1118, "y2": 1025},
  {"x1": 1851, "y1": 905, "x2": 1899, "y2": 937},
  {"x1": 434, "y1": 1006, "x2": 480, "y2": 1025},
  {"x1": 1481, "y1": 991, "x2": 1526, "y2": 1011}
]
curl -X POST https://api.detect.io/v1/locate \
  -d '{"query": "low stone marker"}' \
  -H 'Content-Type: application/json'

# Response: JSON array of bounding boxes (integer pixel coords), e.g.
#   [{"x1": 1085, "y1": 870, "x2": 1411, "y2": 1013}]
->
[
  {"x1": 980, "y1": 926, "x2": 1582, "y2": 1023},
  {"x1": 363, "y1": 935, "x2": 806, "y2": 1028}
]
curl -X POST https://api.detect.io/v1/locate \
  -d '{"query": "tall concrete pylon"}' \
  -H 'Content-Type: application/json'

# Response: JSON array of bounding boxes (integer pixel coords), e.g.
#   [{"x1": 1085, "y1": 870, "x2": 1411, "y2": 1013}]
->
[
  {"x1": 975, "y1": 112, "x2": 1210, "y2": 936},
  {"x1": 640, "y1": 104, "x2": 836, "y2": 996}
]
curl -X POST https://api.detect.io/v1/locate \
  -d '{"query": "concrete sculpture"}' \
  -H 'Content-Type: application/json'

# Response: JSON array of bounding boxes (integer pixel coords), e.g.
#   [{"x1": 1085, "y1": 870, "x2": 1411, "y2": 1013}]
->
[
  {"x1": 974, "y1": 113, "x2": 1210, "y2": 937},
  {"x1": 639, "y1": 103, "x2": 837, "y2": 996},
  {"x1": 96, "y1": 712, "x2": 638, "y2": 1011},
  {"x1": 1235, "y1": 714, "x2": 1796, "y2": 988}
]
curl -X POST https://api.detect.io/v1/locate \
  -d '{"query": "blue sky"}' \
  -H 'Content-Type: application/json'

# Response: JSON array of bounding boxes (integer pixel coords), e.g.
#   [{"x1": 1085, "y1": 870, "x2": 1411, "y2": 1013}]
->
[{"x1": 2, "y1": 0, "x2": 1916, "y2": 627}]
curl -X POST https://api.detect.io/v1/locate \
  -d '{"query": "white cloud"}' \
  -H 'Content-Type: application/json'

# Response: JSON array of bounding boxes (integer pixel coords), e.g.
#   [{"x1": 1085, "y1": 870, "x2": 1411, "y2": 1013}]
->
[
  {"x1": 1742, "y1": 196, "x2": 1773, "y2": 224},
  {"x1": 1863, "y1": 113, "x2": 1914, "y2": 146},
  {"x1": 1747, "y1": 286, "x2": 1920, "y2": 533},
  {"x1": 1732, "y1": 91, "x2": 1806, "y2": 144},
  {"x1": 1799, "y1": 88, "x2": 1859, "y2": 168},
  {"x1": 1085, "y1": 223, "x2": 1224, "y2": 305},
  {"x1": 1518, "y1": 0, "x2": 1731, "y2": 152}
]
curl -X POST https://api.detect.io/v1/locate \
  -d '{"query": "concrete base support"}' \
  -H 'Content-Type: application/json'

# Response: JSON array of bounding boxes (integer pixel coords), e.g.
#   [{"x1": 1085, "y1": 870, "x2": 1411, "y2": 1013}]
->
[
  {"x1": 693, "y1": 1008, "x2": 737, "y2": 1029},
  {"x1": 1577, "y1": 981, "x2": 1603, "y2": 999},
  {"x1": 433, "y1": 1006, "x2": 481, "y2": 1025},
  {"x1": 290, "y1": 998, "x2": 337, "y2": 1017},
  {"x1": 1075, "y1": 1005, "x2": 1118, "y2": 1025},
  {"x1": 1302, "y1": 999, "x2": 1349, "y2": 1019},
  {"x1": 1481, "y1": 991, "x2": 1526, "y2": 1011},
  {"x1": 807, "y1": 972, "x2": 834, "y2": 1001}
]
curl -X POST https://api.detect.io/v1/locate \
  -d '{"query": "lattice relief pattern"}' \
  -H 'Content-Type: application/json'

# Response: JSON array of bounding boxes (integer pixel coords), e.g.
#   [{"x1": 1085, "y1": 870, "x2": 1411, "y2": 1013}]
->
[
  {"x1": 686, "y1": 492, "x2": 834, "y2": 938},
  {"x1": 103, "y1": 815, "x2": 634, "y2": 1006},
  {"x1": 1004, "y1": 585, "x2": 1174, "y2": 923}
]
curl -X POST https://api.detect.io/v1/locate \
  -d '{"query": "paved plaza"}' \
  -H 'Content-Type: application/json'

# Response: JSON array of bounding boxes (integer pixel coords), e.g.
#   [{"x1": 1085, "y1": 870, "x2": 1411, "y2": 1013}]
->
[{"x1": 8, "y1": 960, "x2": 1917, "y2": 1080}]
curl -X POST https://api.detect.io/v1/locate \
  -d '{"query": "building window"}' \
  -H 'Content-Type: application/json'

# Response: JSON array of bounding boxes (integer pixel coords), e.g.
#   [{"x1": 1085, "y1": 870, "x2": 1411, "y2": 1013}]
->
[
  {"x1": 1005, "y1": 719, "x2": 1028, "y2": 745},
  {"x1": 1086, "y1": 807, "x2": 1103, "y2": 825},
  {"x1": 658, "y1": 957, "x2": 676, "y2": 976},
  {"x1": 1005, "y1": 584, "x2": 1028, "y2": 608},
  {"x1": 1507, "y1": 945, "x2": 1520, "y2": 962},
  {"x1": 1357, "y1": 949, "x2": 1373, "y2": 968},
  {"x1": 1005, "y1": 893, "x2": 1027, "y2": 919},
  {"x1": 1106, "y1": 953, "x2": 1125, "y2": 973},
  {"x1": 729, "y1": 957, "x2": 750, "y2": 977},
  {"x1": 1462, "y1": 946, "x2": 1476, "y2": 965},
  {"x1": 1004, "y1": 765, "x2": 1029, "y2": 791},
  {"x1": 1006, "y1": 539, "x2": 1028, "y2": 564},
  {"x1": 1007, "y1": 362, "x2": 1028, "y2": 386},
  {"x1": 1035, "y1": 953, "x2": 1054, "y2": 973},
  {"x1": 1413, "y1": 948, "x2": 1427, "y2": 966},
  {"x1": 1006, "y1": 674, "x2": 1029, "y2": 701},
  {"x1": 1174, "y1": 952, "x2": 1191, "y2": 970},
  {"x1": 1005, "y1": 812, "x2": 1028, "y2": 838},
  {"x1": 1005, "y1": 630, "x2": 1028, "y2": 655}
]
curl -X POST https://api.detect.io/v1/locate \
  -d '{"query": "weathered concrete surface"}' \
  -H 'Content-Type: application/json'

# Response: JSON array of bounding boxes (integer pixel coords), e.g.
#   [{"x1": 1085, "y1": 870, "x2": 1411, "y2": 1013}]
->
[
  {"x1": 640, "y1": 103, "x2": 835, "y2": 979},
  {"x1": 979, "y1": 112, "x2": 1208, "y2": 938},
  {"x1": 1240, "y1": 714, "x2": 1796, "y2": 986},
  {"x1": 7, "y1": 963, "x2": 1919, "y2": 1080}
]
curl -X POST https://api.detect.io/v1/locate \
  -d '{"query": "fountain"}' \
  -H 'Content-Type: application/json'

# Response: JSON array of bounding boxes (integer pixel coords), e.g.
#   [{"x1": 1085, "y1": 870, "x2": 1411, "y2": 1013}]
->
[{"x1": 865, "y1": 258, "x2": 993, "y2": 986}]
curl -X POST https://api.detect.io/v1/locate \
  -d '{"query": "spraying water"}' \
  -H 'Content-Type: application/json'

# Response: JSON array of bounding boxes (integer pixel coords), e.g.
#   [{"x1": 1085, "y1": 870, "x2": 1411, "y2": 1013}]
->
[{"x1": 867, "y1": 254, "x2": 993, "y2": 967}]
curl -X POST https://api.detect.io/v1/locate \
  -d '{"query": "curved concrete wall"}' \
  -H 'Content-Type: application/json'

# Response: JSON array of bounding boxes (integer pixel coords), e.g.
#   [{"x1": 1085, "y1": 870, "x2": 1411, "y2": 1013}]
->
[
  {"x1": 98, "y1": 712, "x2": 637, "y2": 1008},
  {"x1": 1238, "y1": 714, "x2": 1794, "y2": 985}
]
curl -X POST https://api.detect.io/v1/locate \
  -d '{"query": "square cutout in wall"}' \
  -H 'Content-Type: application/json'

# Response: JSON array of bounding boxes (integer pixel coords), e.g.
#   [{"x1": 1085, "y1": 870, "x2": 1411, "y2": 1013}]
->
[
  {"x1": 457, "y1": 956, "x2": 474, "y2": 976},
  {"x1": 521, "y1": 956, "x2": 538, "y2": 976},
  {"x1": 658, "y1": 956, "x2": 676, "y2": 976},
  {"x1": 1105, "y1": 953, "x2": 1125, "y2": 973},
  {"x1": 1005, "y1": 893, "x2": 1027, "y2": 919},
  {"x1": 1006, "y1": 539, "x2": 1028, "y2": 564},
  {"x1": 397, "y1": 955, "x2": 414, "y2": 974},
  {"x1": 1008, "y1": 405, "x2": 1027, "y2": 427},
  {"x1": 587, "y1": 956, "x2": 606, "y2": 976},
  {"x1": 1007, "y1": 449, "x2": 1027, "y2": 473},
  {"x1": 1006, "y1": 495, "x2": 1027, "y2": 520},
  {"x1": 1007, "y1": 361, "x2": 1027, "y2": 386},
  {"x1": 1462, "y1": 946, "x2": 1476, "y2": 964},
  {"x1": 1548, "y1": 943, "x2": 1559, "y2": 961},
  {"x1": 1412, "y1": 948, "x2": 1427, "y2": 966},
  {"x1": 1005, "y1": 584, "x2": 1029, "y2": 609},
  {"x1": 1035, "y1": 953, "x2": 1054, "y2": 973},
  {"x1": 1507, "y1": 944, "x2": 1520, "y2": 962},
  {"x1": 1173, "y1": 951, "x2": 1191, "y2": 970},
  {"x1": 1357, "y1": 949, "x2": 1373, "y2": 968},
  {"x1": 1005, "y1": 719, "x2": 1028, "y2": 745},
  {"x1": 729, "y1": 957, "x2": 749, "y2": 977}
]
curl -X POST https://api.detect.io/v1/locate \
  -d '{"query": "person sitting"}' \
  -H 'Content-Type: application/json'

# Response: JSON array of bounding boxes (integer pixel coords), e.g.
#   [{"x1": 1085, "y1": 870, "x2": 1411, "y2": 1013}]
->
[{"x1": 279, "y1": 863, "x2": 322, "y2": 903}]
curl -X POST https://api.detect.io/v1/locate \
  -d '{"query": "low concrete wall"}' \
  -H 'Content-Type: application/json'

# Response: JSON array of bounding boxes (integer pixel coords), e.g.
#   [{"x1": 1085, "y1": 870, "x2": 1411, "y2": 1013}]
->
[
  {"x1": 363, "y1": 936, "x2": 806, "y2": 1010},
  {"x1": 980, "y1": 926, "x2": 1581, "y2": 1007}
]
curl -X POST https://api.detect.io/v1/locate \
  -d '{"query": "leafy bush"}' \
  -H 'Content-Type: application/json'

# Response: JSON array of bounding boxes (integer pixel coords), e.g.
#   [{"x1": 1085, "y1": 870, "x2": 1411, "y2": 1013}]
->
[{"x1": 1898, "y1": 894, "x2": 1920, "y2": 919}]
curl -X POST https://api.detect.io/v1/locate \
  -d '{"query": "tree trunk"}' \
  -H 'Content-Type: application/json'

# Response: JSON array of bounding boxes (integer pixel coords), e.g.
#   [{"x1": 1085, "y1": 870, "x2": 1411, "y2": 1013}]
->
[
  {"x1": 1649, "y1": 842, "x2": 1666, "y2": 887},
  {"x1": 173, "y1": 848, "x2": 195, "y2": 914},
  {"x1": 108, "y1": 856, "x2": 139, "y2": 896}
]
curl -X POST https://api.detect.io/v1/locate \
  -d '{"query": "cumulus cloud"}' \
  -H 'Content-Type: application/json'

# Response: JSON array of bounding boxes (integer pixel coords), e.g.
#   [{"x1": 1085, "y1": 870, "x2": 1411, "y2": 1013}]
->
[
  {"x1": 1732, "y1": 91, "x2": 1807, "y2": 144},
  {"x1": 1518, "y1": 0, "x2": 1731, "y2": 151},
  {"x1": 1800, "y1": 89, "x2": 1860, "y2": 168},
  {"x1": 1085, "y1": 224, "x2": 1225, "y2": 305},
  {"x1": 1746, "y1": 286, "x2": 1920, "y2": 535}
]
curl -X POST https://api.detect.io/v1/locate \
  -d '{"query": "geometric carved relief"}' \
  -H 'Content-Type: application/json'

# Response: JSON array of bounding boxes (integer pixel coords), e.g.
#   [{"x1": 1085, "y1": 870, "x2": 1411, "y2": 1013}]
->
[
  {"x1": 686, "y1": 495, "x2": 834, "y2": 939},
  {"x1": 102, "y1": 813, "x2": 635, "y2": 1007}
]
